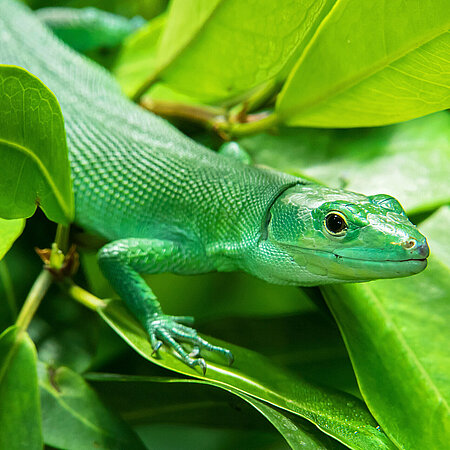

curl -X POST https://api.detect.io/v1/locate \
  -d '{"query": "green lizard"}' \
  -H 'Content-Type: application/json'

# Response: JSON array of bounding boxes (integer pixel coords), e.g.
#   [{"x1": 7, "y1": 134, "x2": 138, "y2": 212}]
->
[{"x1": 0, "y1": 0, "x2": 429, "y2": 372}]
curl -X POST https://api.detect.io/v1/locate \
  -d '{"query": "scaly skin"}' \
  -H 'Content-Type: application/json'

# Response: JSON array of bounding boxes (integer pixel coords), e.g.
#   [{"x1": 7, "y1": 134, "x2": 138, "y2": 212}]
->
[
  {"x1": 36, "y1": 6, "x2": 145, "y2": 52},
  {"x1": 0, "y1": 0, "x2": 429, "y2": 371}
]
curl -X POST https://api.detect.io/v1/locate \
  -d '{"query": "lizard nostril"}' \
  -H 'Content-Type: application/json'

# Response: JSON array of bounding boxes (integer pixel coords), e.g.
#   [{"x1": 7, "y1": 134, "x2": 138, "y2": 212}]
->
[
  {"x1": 401, "y1": 239, "x2": 417, "y2": 250},
  {"x1": 417, "y1": 241, "x2": 430, "y2": 258}
]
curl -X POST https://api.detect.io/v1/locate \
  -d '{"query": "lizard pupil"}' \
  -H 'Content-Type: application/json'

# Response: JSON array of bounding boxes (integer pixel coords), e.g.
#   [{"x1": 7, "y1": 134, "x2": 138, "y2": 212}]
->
[{"x1": 325, "y1": 213, "x2": 347, "y2": 235}]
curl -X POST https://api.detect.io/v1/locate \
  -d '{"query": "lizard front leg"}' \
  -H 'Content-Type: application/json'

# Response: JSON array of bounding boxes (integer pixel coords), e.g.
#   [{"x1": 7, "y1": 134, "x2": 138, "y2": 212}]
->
[{"x1": 97, "y1": 238, "x2": 233, "y2": 372}]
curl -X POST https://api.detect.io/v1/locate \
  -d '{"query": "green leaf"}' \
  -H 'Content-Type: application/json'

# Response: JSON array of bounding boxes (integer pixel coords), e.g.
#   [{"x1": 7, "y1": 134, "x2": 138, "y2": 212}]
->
[
  {"x1": 97, "y1": 300, "x2": 395, "y2": 449},
  {"x1": 149, "y1": 0, "x2": 336, "y2": 103},
  {"x1": 234, "y1": 390, "x2": 346, "y2": 449},
  {"x1": 0, "y1": 65, "x2": 74, "y2": 224},
  {"x1": 38, "y1": 362, "x2": 146, "y2": 450},
  {"x1": 419, "y1": 206, "x2": 450, "y2": 268},
  {"x1": 0, "y1": 260, "x2": 17, "y2": 324},
  {"x1": 200, "y1": 313, "x2": 360, "y2": 398},
  {"x1": 0, "y1": 218, "x2": 24, "y2": 261},
  {"x1": 114, "y1": 13, "x2": 167, "y2": 98},
  {"x1": 88, "y1": 373, "x2": 276, "y2": 429},
  {"x1": 239, "y1": 112, "x2": 450, "y2": 215},
  {"x1": 0, "y1": 326, "x2": 43, "y2": 449},
  {"x1": 277, "y1": 0, "x2": 450, "y2": 127},
  {"x1": 87, "y1": 373, "x2": 346, "y2": 449},
  {"x1": 321, "y1": 208, "x2": 450, "y2": 448}
]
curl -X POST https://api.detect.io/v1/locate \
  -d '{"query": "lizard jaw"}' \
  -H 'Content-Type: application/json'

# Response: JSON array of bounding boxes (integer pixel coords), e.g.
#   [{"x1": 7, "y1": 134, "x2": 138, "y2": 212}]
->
[{"x1": 287, "y1": 246, "x2": 428, "y2": 281}]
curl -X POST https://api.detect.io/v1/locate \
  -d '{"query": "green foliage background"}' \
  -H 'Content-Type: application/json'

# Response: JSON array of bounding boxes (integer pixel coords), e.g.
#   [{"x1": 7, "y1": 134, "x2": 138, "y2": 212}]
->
[{"x1": 0, "y1": 0, "x2": 449, "y2": 449}]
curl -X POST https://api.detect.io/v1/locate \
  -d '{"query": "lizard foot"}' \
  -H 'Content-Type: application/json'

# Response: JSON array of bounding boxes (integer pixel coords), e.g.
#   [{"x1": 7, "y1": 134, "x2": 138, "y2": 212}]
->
[{"x1": 147, "y1": 314, "x2": 234, "y2": 374}]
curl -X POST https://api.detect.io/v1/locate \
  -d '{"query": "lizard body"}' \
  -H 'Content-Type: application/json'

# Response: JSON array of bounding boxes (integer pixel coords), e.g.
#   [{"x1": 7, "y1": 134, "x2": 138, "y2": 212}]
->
[{"x1": 0, "y1": 0, "x2": 429, "y2": 369}]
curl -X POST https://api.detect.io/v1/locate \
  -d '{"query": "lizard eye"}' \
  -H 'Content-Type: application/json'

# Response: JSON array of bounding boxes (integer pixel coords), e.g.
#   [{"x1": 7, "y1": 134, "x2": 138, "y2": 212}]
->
[{"x1": 324, "y1": 212, "x2": 348, "y2": 236}]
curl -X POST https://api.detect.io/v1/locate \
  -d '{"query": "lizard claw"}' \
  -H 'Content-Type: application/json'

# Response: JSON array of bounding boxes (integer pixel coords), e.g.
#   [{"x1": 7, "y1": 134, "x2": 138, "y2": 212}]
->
[
  {"x1": 150, "y1": 338, "x2": 163, "y2": 356},
  {"x1": 146, "y1": 313, "x2": 233, "y2": 372}
]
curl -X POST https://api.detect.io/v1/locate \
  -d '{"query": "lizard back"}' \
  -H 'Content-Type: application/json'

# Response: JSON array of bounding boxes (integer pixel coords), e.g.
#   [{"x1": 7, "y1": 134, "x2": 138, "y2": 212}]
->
[{"x1": 0, "y1": 0, "x2": 297, "y2": 248}]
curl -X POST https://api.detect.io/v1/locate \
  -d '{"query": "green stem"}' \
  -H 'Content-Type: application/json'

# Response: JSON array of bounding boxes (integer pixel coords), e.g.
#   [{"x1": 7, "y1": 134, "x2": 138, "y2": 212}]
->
[
  {"x1": 55, "y1": 224, "x2": 70, "y2": 253},
  {"x1": 140, "y1": 98, "x2": 226, "y2": 127},
  {"x1": 64, "y1": 280, "x2": 106, "y2": 310},
  {"x1": 0, "y1": 260, "x2": 17, "y2": 320},
  {"x1": 15, "y1": 270, "x2": 52, "y2": 332},
  {"x1": 215, "y1": 112, "x2": 279, "y2": 138},
  {"x1": 14, "y1": 223, "x2": 71, "y2": 332}
]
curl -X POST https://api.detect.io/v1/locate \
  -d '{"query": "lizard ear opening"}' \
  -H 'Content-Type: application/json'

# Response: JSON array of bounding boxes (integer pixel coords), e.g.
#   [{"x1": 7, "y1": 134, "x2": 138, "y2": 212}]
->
[{"x1": 259, "y1": 211, "x2": 272, "y2": 241}]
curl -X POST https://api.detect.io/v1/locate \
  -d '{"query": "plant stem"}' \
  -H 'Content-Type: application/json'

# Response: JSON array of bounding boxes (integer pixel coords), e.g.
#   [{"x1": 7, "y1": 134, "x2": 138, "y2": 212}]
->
[
  {"x1": 14, "y1": 223, "x2": 71, "y2": 332},
  {"x1": 15, "y1": 270, "x2": 52, "y2": 332},
  {"x1": 140, "y1": 98, "x2": 226, "y2": 127},
  {"x1": 64, "y1": 280, "x2": 106, "y2": 311},
  {"x1": 215, "y1": 112, "x2": 279, "y2": 138},
  {"x1": 55, "y1": 224, "x2": 70, "y2": 253}
]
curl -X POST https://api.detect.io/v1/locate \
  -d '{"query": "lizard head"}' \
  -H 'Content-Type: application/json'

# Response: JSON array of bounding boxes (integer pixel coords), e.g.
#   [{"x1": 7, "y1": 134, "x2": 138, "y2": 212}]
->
[{"x1": 265, "y1": 184, "x2": 429, "y2": 284}]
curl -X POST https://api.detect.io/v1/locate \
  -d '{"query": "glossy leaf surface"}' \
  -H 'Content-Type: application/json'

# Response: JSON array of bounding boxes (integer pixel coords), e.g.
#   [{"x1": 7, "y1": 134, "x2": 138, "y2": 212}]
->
[
  {"x1": 277, "y1": 0, "x2": 450, "y2": 127},
  {"x1": 114, "y1": 13, "x2": 166, "y2": 98},
  {"x1": 0, "y1": 326, "x2": 42, "y2": 450},
  {"x1": 0, "y1": 65, "x2": 73, "y2": 224},
  {"x1": 235, "y1": 390, "x2": 346, "y2": 449},
  {"x1": 98, "y1": 300, "x2": 395, "y2": 449},
  {"x1": 239, "y1": 112, "x2": 450, "y2": 214},
  {"x1": 38, "y1": 362, "x2": 146, "y2": 449},
  {"x1": 0, "y1": 218, "x2": 24, "y2": 261},
  {"x1": 87, "y1": 373, "x2": 346, "y2": 449},
  {"x1": 150, "y1": 0, "x2": 335, "y2": 103},
  {"x1": 322, "y1": 208, "x2": 450, "y2": 448},
  {"x1": 420, "y1": 206, "x2": 450, "y2": 267}
]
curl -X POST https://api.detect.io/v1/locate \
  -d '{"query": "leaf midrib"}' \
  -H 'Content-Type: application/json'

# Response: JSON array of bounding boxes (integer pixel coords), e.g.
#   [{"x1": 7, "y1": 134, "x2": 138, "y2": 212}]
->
[
  {"x1": 39, "y1": 380, "x2": 118, "y2": 439},
  {"x1": 279, "y1": 7, "x2": 449, "y2": 117},
  {"x1": 100, "y1": 309, "x2": 385, "y2": 441},
  {"x1": 359, "y1": 283, "x2": 449, "y2": 424}
]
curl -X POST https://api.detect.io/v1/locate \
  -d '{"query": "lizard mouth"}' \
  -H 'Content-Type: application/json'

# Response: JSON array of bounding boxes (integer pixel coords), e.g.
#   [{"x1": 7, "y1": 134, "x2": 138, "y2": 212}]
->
[
  {"x1": 330, "y1": 254, "x2": 428, "y2": 276},
  {"x1": 279, "y1": 244, "x2": 428, "y2": 280},
  {"x1": 332, "y1": 254, "x2": 427, "y2": 263}
]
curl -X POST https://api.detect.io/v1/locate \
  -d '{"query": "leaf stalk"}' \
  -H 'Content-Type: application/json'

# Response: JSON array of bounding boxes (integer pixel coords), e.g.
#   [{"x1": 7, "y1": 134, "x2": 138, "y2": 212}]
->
[{"x1": 15, "y1": 269, "x2": 52, "y2": 332}]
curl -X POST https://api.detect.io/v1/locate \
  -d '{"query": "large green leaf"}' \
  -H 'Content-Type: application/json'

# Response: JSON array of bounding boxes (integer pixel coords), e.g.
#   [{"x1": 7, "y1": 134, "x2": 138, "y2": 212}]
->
[
  {"x1": 419, "y1": 206, "x2": 450, "y2": 267},
  {"x1": 82, "y1": 248, "x2": 360, "y2": 395},
  {"x1": 148, "y1": 0, "x2": 336, "y2": 103},
  {"x1": 321, "y1": 208, "x2": 450, "y2": 448},
  {"x1": 0, "y1": 326, "x2": 42, "y2": 449},
  {"x1": 114, "y1": 13, "x2": 166, "y2": 97},
  {"x1": 236, "y1": 391, "x2": 345, "y2": 450},
  {"x1": 239, "y1": 112, "x2": 450, "y2": 215},
  {"x1": 87, "y1": 373, "x2": 346, "y2": 449},
  {"x1": 0, "y1": 65, "x2": 74, "y2": 224},
  {"x1": 277, "y1": 0, "x2": 450, "y2": 127},
  {"x1": 97, "y1": 300, "x2": 395, "y2": 449},
  {"x1": 0, "y1": 218, "x2": 24, "y2": 261},
  {"x1": 200, "y1": 313, "x2": 360, "y2": 398},
  {"x1": 0, "y1": 219, "x2": 27, "y2": 327},
  {"x1": 38, "y1": 362, "x2": 146, "y2": 449}
]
